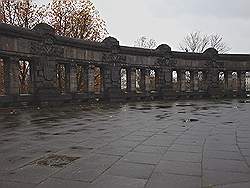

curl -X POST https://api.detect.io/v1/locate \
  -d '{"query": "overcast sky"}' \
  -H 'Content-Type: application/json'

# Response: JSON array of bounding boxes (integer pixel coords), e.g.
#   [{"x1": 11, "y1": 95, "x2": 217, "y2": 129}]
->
[{"x1": 36, "y1": 0, "x2": 250, "y2": 54}]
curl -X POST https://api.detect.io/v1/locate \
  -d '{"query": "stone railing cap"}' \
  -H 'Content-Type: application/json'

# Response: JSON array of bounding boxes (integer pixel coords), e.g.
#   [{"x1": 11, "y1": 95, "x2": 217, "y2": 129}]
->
[
  {"x1": 102, "y1": 36, "x2": 120, "y2": 48},
  {"x1": 156, "y1": 44, "x2": 172, "y2": 52},
  {"x1": 32, "y1": 23, "x2": 56, "y2": 35}
]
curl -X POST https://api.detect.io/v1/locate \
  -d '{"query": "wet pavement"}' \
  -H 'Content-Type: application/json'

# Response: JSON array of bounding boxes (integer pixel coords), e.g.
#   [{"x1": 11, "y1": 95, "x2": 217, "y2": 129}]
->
[{"x1": 1, "y1": 100, "x2": 250, "y2": 188}]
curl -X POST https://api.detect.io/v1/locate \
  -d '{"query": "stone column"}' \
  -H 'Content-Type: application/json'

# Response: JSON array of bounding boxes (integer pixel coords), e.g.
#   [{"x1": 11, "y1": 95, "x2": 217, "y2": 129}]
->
[
  {"x1": 8, "y1": 57, "x2": 20, "y2": 95},
  {"x1": 100, "y1": 67, "x2": 104, "y2": 93},
  {"x1": 165, "y1": 68, "x2": 173, "y2": 93},
  {"x1": 190, "y1": 70, "x2": 195, "y2": 92},
  {"x1": 156, "y1": 68, "x2": 171, "y2": 96},
  {"x1": 202, "y1": 71, "x2": 208, "y2": 91},
  {"x1": 2, "y1": 58, "x2": 8, "y2": 95},
  {"x1": 237, "y1": 71, "x2": 246, "y2": 97},
  {"x1": 145, "y1": 69, "x2": 151, "y2": 92},
  {"x1": 207, "y1": 69, "x2": 220, "y2": 97},
  {"x1": 180, "y1": 70, "x2": 186, "y2": 92},
  {"x1": 176, "y1": 70, "x2": 181, "y2": 92},
  {"x1": 193, "y1": 71, "x2": 199, "y2": 91},
  {"x1": 81, "y1": 65, "x2": 88, "y2": 92},
  {"x1": 131, "y1": 68, "x2": 136, "y2": 92},
  {"x1": 224, "y1": 71, "x2": 228, "y2": 91},
  {"x1": 126, "y1": 67, "x2": 131, "y2": 93},
  {"x1": 88, "y1": 65, "x2": 95, "y2": 93},
  {"x1": 102, "y1": 65, "x2": 111, "y2": 93},
  {"x1": 140, "y1": 68, "x2": 146, "y2": 92},
  {"x1": 70, "y1": 64, "x2": 77, "y2": 93},
  {"x1": 64, "y1": 64, "x2": 70, "y2": 93},
  {"x1": 226, "y1": 71, "x2": 233, "y2": 91},
  {"x1": 102, "y1": 63, "x2": 121, "y2": 101},
  {"x1": 155, "y1": 69, "x2": 163, "y2": 92}
]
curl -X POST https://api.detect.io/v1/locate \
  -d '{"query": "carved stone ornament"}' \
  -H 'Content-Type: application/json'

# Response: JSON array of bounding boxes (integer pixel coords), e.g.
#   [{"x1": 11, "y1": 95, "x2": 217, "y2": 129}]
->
[
  {"x1": 156, "y1": 57, "x2": 176, "y2": 67},
  {"x1": 205, "y1": 60, "x2": 224, "y2": 69},
  {"x1": 42, "y1": 60, "x2": 56, "y2": 82},
  {"x1": 102, "y1": 53, "x2": 126, "y2": 63},
  {"x1": 30, "y1": 36, "x2": 64, "y2": 57}
]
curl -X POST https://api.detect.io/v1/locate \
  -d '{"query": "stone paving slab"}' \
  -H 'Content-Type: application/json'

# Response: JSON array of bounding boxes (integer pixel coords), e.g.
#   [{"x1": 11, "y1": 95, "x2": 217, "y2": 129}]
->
[
  {"x1": 212, "y1": 181, "x2": 250, "y2": 188},
  {"x1": 145, "y1": 172, "x2": 201, "y2": 188},
  {"x1": 35, "y1": 178, "x2": 90, "y2": 188},
  {"x1": 0, "y1": 181, "x2": 36, "y2": 188},
  {"x1": 202, "y1": 170, "x2": 250, "y2": 187},
  {"x1": 121, "y1": 151, "x2": 162, "y2": 165},
  {"x1": 105, "y1": 161, "x2": 155, "y2": 179},
  {"x1": 169, "y1": 144, "x2": 203, "y2": 153},
  {"x1": 133, "y1": 145, "x2": 168, "y2": 154},
  {"x1": 162, "y1": 151, "x2": 202, "y2": 163},
  {"x1": 155, "y1": 160, "x2": 201, "y2": 176},
  {"x1": 88, "y1": 175, "x2": 146, "y2": 188},
  {"x1": 1, "y1": 100, "x2": 250, "y2": 188}
]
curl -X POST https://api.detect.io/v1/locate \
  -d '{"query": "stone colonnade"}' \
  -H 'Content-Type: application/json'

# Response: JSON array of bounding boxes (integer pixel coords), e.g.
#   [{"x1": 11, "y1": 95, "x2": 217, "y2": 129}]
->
[
  {"x1": 0, "y1": 57, "x2": 249, "y2": 103},
  {"x1": 0, "y1": 23, "x2": 250, "y2": 104}
]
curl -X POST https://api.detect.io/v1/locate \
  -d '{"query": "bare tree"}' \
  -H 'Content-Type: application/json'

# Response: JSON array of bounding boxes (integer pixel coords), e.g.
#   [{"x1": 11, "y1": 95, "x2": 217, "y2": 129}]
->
[
  {"x1": 0, "y1": 0, "x2": 48, "y2": 29},
  {"x1": 0, "y1": 0, "x2": 108, "y2": 41},
  {"x1": 210, "y1": 34, "x2": 231, "y2": 54},
  {"x1": 179, "y1": 31, "x2": 231, "y2": 53},
  {"x1": 49, "y1": 0, "x2": 107, "y2": 41},
  {"x1": 134, "y1": 36, "x2": 157, "y2": 49}
]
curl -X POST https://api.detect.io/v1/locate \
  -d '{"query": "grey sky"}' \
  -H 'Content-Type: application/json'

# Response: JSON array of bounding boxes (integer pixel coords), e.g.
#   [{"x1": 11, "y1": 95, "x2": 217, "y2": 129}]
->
[{"x1": 36, "y1": 0, "x2": 250, "y2": 53}]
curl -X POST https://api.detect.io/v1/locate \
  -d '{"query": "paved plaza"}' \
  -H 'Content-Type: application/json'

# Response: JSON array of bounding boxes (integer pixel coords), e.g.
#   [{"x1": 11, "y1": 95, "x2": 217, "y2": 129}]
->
[{"x1": 1, "y1": 100, "x2": 250, "y2": 188}]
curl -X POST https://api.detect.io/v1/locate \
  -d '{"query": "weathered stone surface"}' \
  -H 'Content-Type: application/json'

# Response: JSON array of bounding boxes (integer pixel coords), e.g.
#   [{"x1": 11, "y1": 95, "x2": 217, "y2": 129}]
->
[{"x1": 0, "y1": 23, "x2": 250, "y2": 104}]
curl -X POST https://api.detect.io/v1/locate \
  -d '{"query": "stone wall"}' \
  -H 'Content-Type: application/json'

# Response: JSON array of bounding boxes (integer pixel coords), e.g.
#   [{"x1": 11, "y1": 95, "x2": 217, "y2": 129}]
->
[{"x1": 0, "y1": 23, "x2": 250, "y2": 105}]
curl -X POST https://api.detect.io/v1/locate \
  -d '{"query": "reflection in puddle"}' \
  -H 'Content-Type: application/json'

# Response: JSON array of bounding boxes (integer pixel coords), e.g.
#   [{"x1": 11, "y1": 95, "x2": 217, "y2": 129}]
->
[
  {"x1": 183, "y1": 118, "x2": 199, "y2": 123},
  {"x1": 0, "y1": 99, "x2": 249, "y2": 175}
]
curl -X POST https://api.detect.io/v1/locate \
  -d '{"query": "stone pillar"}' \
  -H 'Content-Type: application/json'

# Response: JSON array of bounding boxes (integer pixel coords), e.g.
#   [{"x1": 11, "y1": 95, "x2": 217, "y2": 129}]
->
[
  {"x1": 202, "y1": 71, "x2": 208, "y2": 91},
  {"x1": 2, "y1": 59, "x2": 8, "y2": 95},
  {"x1": 65, "y1": 64, "x2": 71, "y2": 93},
  {"x1": 226, "y1": 71, "x2": 233, "y2": 91},
  {"x1": 190, "y1": 70, "x2": 195, "y2": 92},
  {"x1": 81, "y1": 66, "x2": 88, "y2": 92},
  {"x1": 8, "y1": 58, "x2": 20, "y2": 95},
  {"x1": 145, "y1": 69, "x2": 151, "y2": 92},
  {"x1": 176, "y1": 70, "x2": 181, "y2": 92},
  {"x1": 165, "y1": 68, "x2": 173, "y2": 93},
  {"x1": 237, "y1": 71, "x2": 246, "y2": 97},
  {"x1": 155, "y1": 69, "x2": 164, "y2": 92},
  {"x1": 102, "y1": 65, "x2": 111, "y2": 93},
  {"x1": 131, "y1": 68, "x2": 136, "y2": 92},
  {"x1": 102, "y1": 63, "x2": 121, "y2": 101},
  {"x1": 140, "y1": 68, "x2": 146, "y2": 92},
  {"x1": 193, "y1": 71, "x2": 199, "y2": 91},
  {"x1": 224, "y1": 71, "x2": 228, "y2": 91},
  {"x1": 155, "y1": 68, "x2": 172, "y2": 97},
  {"x1": 126, "y1": 67, "x2": 131, "y2": 93},
  {"x1": 100, "y1": 67, "x2": 105, "y2": 93},
  {"x1": 88, "y1": 65, "x2": 95, "y2": 93},
  {"x1": 207, "y1": 69, "x2": 220, "y2": 97},
  {"x1": 180, "y1": 70, "x2": 186, "y2": 92},
  {"x1": 70, "y1": 64, "x2": 77, "y2": 93}
]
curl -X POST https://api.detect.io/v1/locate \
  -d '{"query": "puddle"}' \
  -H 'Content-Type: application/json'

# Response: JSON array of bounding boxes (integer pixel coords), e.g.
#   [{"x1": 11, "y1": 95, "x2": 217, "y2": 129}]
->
[
  {"x1": 97, "y1": 128, "x2": 106, "y2": 131},
  {"x1": 131, "y1": 107, "x2": 152, "y2": 111},
  {"x1": 183, "y1": 118, "x2": 199, "y2": 123},
  {"x1": 155, "y1": 105, "x2": 172, "y2": 109},
  {"x1": 34, "y1": 131, "x2": 50, "y2": 136},
  {"x1": 155, "y1": 114, "x2": 170, "y2": 120},
  {"x1": 239, "y1": 100, "x2": 250, "y2": 103},
  {"x1": 176, "y1": 103, "x2": 196, "y2": 107},
  {"x1": 70, "y1": 146, "x2": 94, "y2": 150},
  {"x1": 222, "y1": 121, "x2": 234, "y2": 125},
  {"x1": 178, "y1": 111, "x2": 186, "y2": 114}
]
